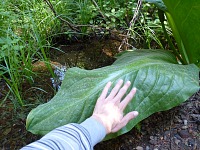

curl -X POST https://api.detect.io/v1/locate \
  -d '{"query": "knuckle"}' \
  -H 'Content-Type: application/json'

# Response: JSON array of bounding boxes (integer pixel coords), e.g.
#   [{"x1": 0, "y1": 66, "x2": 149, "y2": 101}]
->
[{"x1": 120, "y1": 88, "x2": 127, "y2": 93}]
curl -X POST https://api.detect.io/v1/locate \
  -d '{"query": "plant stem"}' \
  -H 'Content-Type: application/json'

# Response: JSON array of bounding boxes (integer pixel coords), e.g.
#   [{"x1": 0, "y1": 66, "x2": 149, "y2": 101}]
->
[{"x1": 158, "y1": 10, "x2": 184, "y2": 64}]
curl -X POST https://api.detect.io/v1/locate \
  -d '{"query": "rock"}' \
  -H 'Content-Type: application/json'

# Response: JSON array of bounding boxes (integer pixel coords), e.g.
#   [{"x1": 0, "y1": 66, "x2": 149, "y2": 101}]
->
[
  {"x1": 145, "y1": 146, "x2": 150, "y2": 150},
  {"x1": 149, "y1": 139, "x2": 157, "y2": 145},
  {"x1": 186, "y1": 103, "x2": 193, "y2": 108},
  {"x1": 178, "y1": 130, "x2": 190, "y2": 138},
  {"x1": 150, "y1": 136, "x2": 154, "y2": 140},
  {"x1": 174, "y1": 138, "x2": 181, "y2": 146},
  {"x1": 32, "y1": 61, "x2": 63, "y2": 72},
  {"x1": 181, "y1": 125, "x2": 188, "y2": 129},
  {"x1": 136, "y1": 146, "x2": 144, "y2": 150},
  {"x1": 192, "y1": 131, "x2": 198, "y2": 136},
  {"x1": 180, "y1": 114, "x2": 187, "y2": 120},
  {"x1": 183, "y1": 120, "x2": 188, "y2": 126},
  {"x1": 174, "y1": 116, "x2": 182, "y2": 123},
  {"x1": 188, "y1": 138, "x2": 195, "y2": 147},
  {"x1": 164, "y1": 131, "x2": 170, "y2": 140},
  {"x1": 174, "y1": 134, "x2": 182, "y2": 140},
  {"x1": 188, "y1": 129, "x2": 193, "y2": 134},
  {"x1": 164, "y1": 131, "x2": 170, "y2": 136},
  {"x1": 191, "y1": 114, "x2": 200, "y2": 122}
]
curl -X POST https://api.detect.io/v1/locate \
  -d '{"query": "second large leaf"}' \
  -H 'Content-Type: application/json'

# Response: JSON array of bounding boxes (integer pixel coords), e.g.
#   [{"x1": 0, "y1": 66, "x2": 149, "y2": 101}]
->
[{"x1": 26, "y1": 49, "x2": 199, "y2": 140}]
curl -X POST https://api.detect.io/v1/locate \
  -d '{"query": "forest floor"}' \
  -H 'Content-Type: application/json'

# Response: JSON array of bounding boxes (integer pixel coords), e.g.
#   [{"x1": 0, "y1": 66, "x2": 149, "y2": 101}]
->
[{"x1": 0, "y1": 37, "x2": 199, "y2": 150}]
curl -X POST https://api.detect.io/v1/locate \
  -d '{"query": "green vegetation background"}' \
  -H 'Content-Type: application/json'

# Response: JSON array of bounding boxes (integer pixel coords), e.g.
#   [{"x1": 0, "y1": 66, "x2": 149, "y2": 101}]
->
[{"x1": 0, "y1": 0, "x2": 169, "y2": 107}]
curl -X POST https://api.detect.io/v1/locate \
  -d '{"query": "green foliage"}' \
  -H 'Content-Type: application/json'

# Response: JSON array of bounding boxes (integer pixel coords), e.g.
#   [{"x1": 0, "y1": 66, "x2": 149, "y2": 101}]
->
[
  {"x1": 146, "y1": 0, "x2": 200, "y2": 66},
  {"x1": 0, "y1": 0, "x2": 60, "y2": 106},
  {"x1": 26, "y1": 49, "x2": 199, "y2": 140},
  {"x1": 145, "y1": 0, "x2": 167, "y2": 11},
  {"x1": 54, "y1": 0, "x2": 138, "y2": 32},
  {"x1": 163, "y1": 0, "x2": 200, "y2": 66},
  {"x1": 1, "y1": 0, "x2": 165, "y2": 106}
]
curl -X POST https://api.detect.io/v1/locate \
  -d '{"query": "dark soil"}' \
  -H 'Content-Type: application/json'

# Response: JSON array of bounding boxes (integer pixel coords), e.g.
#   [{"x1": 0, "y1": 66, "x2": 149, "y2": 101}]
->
[{"x1": 0, "y1": 38, "x2": 199, "y2": 150}]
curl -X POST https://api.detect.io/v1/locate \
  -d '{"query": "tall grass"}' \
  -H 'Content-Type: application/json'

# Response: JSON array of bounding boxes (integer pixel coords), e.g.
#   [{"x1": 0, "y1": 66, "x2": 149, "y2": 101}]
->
[{"x1": 0, "y1": 0, "x2": 61, "y2": 106}]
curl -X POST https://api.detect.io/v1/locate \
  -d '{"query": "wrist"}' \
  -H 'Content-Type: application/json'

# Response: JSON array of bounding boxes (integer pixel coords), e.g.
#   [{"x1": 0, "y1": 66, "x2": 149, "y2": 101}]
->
[{"x1": 91, "y1": 115, "x2": 110, "y2": 134}]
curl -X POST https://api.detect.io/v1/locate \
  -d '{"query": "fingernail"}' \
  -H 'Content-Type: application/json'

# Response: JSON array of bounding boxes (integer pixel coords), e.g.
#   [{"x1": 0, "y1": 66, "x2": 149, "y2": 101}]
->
[
  {"x1": 126, "y1": 81, "x2": 131, "y2": 84},
  {"x1": 118, "y1": 79, "x2": 123, "y2": 84},
  {"x1": 133, "y1": 111, "x2": 139, "y2": 116},
  {"x1": 132, "y1": 87, "x2": 137, "y2": 91},
  {"x1": 119, "y1": 79, "x2": 123, "y2": 82}
]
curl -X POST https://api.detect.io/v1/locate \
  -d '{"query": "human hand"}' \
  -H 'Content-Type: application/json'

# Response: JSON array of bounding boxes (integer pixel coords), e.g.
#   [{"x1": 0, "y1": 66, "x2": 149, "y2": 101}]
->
[{"x1": 91, "y1": 79, "x2": 138, "y2": 134}]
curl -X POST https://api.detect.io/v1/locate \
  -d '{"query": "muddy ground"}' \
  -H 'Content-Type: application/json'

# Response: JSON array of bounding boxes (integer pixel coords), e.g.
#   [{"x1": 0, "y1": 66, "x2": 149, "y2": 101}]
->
[{"x1": 0, "y1": 38, "x2": 199, "y2": 150}]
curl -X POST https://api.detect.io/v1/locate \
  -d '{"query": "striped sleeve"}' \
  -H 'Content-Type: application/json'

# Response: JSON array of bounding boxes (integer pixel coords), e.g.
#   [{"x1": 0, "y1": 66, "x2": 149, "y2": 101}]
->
[{"x1": 21, "y1": 117, "x2": 106, "y2": 150}]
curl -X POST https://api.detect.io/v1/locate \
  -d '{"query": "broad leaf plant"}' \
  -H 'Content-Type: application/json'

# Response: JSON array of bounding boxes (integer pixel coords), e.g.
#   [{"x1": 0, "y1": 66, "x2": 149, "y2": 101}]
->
[{"x1": 26, "y1": 0, "x2": 200, "y2": 140}]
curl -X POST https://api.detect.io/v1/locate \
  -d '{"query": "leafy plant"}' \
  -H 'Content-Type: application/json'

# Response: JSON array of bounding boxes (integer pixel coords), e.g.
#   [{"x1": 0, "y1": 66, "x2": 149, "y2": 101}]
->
[
  {"x1": 146, "y1": 0, "x2": 200, "y2": 66},
  {"x1": 0, "y1": 0, "x2": 60, "y2": 106},
  {"x1": 26, "y1": 51, "x2": 199, "y2": 140},
  {"x1": 26, "y1": 0, "x2": 199, "y2": 140}
]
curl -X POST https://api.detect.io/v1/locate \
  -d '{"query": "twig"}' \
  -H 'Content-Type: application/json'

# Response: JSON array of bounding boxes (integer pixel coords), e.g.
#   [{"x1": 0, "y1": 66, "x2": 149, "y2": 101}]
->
[
  {"x1": 91, "y1": 0, "x2": 106, "y2": 20},
  {"x1": 43, "y1": 0, "x2": 80, "y2": 32},
  {"x1": 118, "y1": 0, "x2": 142, "y2": 52}
]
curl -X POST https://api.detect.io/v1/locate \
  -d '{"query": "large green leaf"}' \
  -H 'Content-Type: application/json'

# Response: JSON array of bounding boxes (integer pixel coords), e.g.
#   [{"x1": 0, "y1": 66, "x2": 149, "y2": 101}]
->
[
  {"x1": 163, "y1": 0, "x2": 200, "y2": 66},
  {"x1": 26, "y1": 49, "x2": 199, "y2": 140}
]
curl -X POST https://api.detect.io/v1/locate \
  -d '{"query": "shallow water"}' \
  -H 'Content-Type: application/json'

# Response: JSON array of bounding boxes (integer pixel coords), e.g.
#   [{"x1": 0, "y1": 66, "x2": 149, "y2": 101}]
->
[{"x1": 49, "y1": 38, "x2": 120, "y2": 90}]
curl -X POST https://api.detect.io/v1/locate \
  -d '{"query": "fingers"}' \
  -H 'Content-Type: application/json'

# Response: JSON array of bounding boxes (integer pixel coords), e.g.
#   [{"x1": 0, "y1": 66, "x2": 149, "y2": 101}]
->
[
  {"x1": 98, "y1": 81, "x2": 112, "y2": 100},
  {"x1": 111, "y1": 111, "x2": 139, "y2": 133},
  {"x1": 113, "y1": 81, "x2": 131, "y2": 102},
  {"x1": 106, "y1": 79, "x2": 123, "y2": 100},
  {"x1": 120, "y1": 88, "x2": 137, "y2": 110}
]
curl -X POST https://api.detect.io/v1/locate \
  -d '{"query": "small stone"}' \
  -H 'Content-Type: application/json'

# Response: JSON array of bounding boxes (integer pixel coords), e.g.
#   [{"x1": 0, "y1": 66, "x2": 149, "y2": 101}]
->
[
  {"x1": 174, "y1": 138, "x2": 181, "y2": 145},
  {"x1": 164, "y1": 131, "x2": 170, "y2": 137},
  {"x1": 174, "y1": 134, "x2": 182, "y2": 140},
  {"x1": 146, "y1": 146, "x2": 150, "y2": 150},
  {"x1": 188, "y1": 129, "x2": 193, "y2": 134},
  {"x1": 136, "y1": 146, "x2": 144, "y2": 150},
  {"x1": 186, "y1": 103, "x2": 193, "y2": 108},
  {"x1": 180, "y1": 114, "x2": 187, "y2": 120},
  {"x1": 174, "y1": 116, "x2": 182, "y2": 123},
  {"x1": 181, "y1": 125, "x2": 188, "y2": 129},
  {"x1": 192, "y1": 131, "x2": 198, "y2": 136},
  {"x1": 173, "y1": 128, "x2": 178, "y2": 134},
  {"x1": 188, "y1": 138, "x2": 195, "y2": 147},
  {"x1": 149, "y1": 139, "x2": 157, "y2": 145},
  {"x1": 183, "y1": 120, "x2": 188, "y2": 126},
  {"x1": 150, "y1": 136, "x2": 154, "y2": 140},
  {"x1": 178, "y1": 130, "x2": 190, "y2": 138}
]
